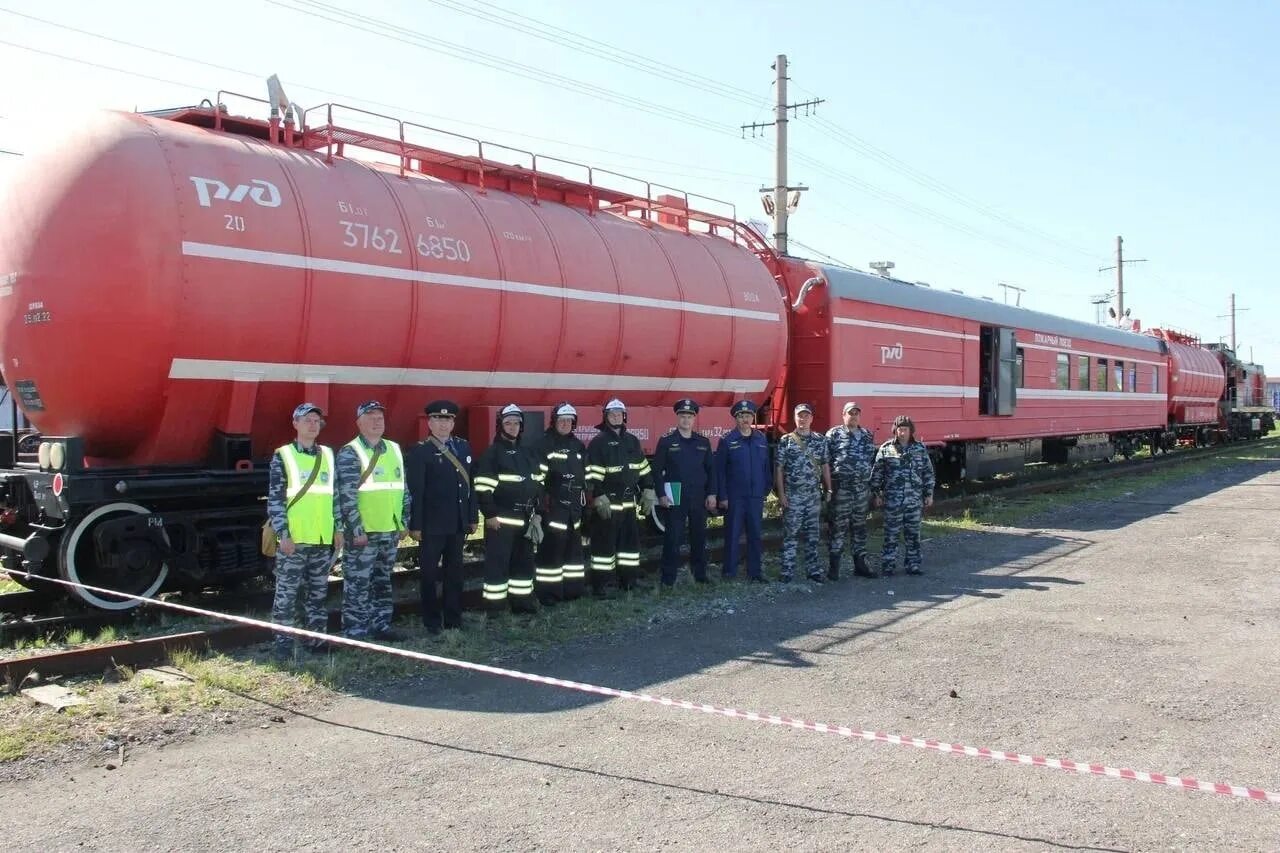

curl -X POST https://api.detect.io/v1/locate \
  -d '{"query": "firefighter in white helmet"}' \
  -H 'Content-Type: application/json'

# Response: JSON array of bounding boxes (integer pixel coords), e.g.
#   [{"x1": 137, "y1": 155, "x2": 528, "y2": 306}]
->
[
  {"x1": 473, "y1": 404, "x2": 546, "y2": 612},
  {"x1": 533, "y1": 402, "x2": 589, "y2": 602},
  {"x1": 585, "y1": 398, "x2": 655, "y2": 594}
]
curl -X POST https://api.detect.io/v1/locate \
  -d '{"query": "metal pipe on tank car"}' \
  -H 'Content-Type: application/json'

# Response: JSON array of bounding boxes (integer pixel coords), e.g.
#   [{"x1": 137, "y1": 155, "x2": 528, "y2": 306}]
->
[{"x1": 792, "y1": 276, "x2": 825, "y2": 311}]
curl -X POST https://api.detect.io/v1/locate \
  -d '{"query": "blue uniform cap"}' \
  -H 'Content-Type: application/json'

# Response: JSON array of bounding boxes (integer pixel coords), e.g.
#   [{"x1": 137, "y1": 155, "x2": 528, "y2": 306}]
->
[
  {"x1": 356, "y1": 400, "x2": 385, "y2": 418},
  {"x1": 292, "y1": 403, "x2": 324, "y2": 420},
  {"x1": 674, "y1": 398, "x2": 699, "y2": 415},
  {"x1": 425, "y1": 399, "x2": 460, "y2": 418},
  {"x1": 731, "y1": 400, "x2": 758, "y2": 416},
  {"x1": 794, "y1": 402, "x2": 814, "y2": 415}
]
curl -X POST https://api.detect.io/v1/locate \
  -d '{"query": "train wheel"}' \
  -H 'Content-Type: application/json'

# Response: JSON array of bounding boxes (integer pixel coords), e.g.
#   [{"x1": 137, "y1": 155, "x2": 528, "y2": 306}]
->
[{"x1": 58, "y1": 502, "x2": 169, "y2": 611}]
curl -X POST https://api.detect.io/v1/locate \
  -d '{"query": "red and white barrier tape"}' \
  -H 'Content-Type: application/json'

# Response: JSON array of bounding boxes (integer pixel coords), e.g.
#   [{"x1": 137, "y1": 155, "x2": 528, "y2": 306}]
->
[{"x1": 7, "y1": 569, "x2": 1278, "y2": 805}]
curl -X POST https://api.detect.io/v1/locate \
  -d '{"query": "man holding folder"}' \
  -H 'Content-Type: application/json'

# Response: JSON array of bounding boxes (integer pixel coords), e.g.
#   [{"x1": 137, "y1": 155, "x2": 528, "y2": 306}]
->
[{"x1": 653, "y1": 399, "x2": 718, "y2": 588}]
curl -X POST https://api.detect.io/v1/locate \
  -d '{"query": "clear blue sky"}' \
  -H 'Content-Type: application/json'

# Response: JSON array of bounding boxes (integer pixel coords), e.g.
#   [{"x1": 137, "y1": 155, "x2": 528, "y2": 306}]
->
[{"x1": 2, "y1": 0, "x2": 1276, "y2": 368}]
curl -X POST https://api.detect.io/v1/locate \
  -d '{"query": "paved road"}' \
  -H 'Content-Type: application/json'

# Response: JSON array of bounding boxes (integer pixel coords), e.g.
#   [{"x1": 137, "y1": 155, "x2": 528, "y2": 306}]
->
[{"x1": 4, "y1": 458, "x2": 1279, "y2": 851}]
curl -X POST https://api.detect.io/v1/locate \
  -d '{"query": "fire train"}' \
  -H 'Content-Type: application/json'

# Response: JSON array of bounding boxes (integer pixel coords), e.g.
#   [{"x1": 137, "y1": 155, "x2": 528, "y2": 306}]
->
[{"x1": 0, "y1": 84, "x2": 1270, "y2": 608}]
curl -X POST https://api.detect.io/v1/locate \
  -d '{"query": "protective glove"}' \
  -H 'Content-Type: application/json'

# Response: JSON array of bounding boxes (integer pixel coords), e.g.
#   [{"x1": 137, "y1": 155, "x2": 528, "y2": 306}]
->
[
  {"x1": 641, "y1": 488, "x2": 658, "y2": 514},
  {"x1": 524, "y1": 512, "x2": 544, "y2": 545},
  {"x1": 593, "y1": 494, "x2": 612, "y2": 520}
]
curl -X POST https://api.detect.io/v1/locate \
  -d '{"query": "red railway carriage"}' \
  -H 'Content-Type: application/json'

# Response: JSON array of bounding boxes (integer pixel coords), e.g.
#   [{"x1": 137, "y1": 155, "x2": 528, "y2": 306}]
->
[{"x1": 780, "y1": 259, "x2": 1168, "y2": 477}]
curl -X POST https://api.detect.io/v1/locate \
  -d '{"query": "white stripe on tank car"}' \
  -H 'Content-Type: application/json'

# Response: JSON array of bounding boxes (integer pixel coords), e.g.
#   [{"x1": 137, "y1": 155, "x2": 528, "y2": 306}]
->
[
  {"x1": 181, "y1": 241, "x2": 780, "y2": 322},
  {"x1": 169, "y1": 358, "x2": 769, "y2": 394}
]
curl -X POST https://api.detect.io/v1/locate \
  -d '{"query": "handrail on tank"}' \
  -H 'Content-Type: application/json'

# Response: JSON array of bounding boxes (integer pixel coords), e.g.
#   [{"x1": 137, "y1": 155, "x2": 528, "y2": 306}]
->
[
  {"x1": 647, "y1": 182, "x2": 692, "y2": 235},
  {"x1": 302, "y1": 102, "x2": 409, "y2": 175},
  {"x1": 477, "y1": 140, "x2": 538, "y2": 199},
  {"x1": 281, "y1": 98, "x2": 774, "y2": 253},
  {"x1": 402, "y1": 120, "x2": 484, "y2": 186},
  {"x1": 531, "y1": 153, "x2": 595, "y2": 209},
  {"x1": 214, "y1": 90, "x2": 274, "y2": 133},
  {"x1": 592, "y1": 167, "x2": 653, "y2": 222}
]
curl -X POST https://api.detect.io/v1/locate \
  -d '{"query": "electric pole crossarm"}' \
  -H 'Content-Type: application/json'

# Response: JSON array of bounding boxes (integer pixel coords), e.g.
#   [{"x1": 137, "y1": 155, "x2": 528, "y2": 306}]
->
[
  {"x1": 740, "y1": 54, "x2": 824, "y2": 255},
  {"x1": 1097, "y1": 235, "x2": 1146, "y2": 322}
]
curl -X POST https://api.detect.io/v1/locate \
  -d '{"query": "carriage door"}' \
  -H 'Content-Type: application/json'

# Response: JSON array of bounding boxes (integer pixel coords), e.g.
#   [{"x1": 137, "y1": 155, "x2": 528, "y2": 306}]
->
[{"x1": 979, "y1": 325, "x2": 1018, "y2": 416}]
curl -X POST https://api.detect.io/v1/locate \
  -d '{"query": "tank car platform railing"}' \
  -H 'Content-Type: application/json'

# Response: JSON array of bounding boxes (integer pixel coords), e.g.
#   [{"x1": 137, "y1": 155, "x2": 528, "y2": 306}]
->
[
  {"x1": 285, "y1": 101, "x2": 759, "y2": 247},
  {"x1": 167, "y1": 94, "x2": 776, "y2": 257}
]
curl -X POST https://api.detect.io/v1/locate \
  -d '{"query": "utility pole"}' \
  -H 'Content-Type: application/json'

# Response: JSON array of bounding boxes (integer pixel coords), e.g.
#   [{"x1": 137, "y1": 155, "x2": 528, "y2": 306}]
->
[
  {"x1": 1097, "y1": 235, "x2": 1146, "y2": 323},
  {"x1": 741, "y1": 54, "x2": 823, "y2": 255},
  {"x1": 1217, "y1": 292, "x2": 1249, "y2": 351},
  {"x1": 997, "y1": 282, "x2": 1025, "y2": 306}
]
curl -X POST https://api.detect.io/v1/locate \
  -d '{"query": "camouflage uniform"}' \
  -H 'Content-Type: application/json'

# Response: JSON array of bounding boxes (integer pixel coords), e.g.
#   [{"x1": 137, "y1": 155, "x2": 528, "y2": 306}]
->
[
  {"x1": 825, "y1": 423, "x2": 877, "y2": 577},
  {"x1": 336, "y1": 436, "x2": 411, "y2": 639},
  {"x1": 775, "y1": 430, "x2": 828, "y2": 580},
  {"x1": 267, "y1": 442, "x2": 343, "y2": 653},
  {"x1": 870, "y1": 437, "x2": 936, "y2": 575}
]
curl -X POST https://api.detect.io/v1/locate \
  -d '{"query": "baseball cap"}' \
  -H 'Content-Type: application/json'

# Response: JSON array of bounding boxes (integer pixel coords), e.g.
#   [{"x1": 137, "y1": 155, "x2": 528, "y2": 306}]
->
[
  {"x1": 843, "y1": 401, "x2": 862, "y2": 414},
  {"x1": 794, "y1": 402, "x2": 814, "y2": 415},
  {"x1": 292, "y1": 403, "x2": 324, "y2": 420},
  {"x1": 356, "y1": 400, "x2": 386, "y2": 417}
]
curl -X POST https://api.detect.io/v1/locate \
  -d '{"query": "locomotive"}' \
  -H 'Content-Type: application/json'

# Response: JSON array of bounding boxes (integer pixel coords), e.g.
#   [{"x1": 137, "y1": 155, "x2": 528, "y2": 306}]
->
[{"x1": 0, "y1": 83, "x2": 1269, "y2": 608}]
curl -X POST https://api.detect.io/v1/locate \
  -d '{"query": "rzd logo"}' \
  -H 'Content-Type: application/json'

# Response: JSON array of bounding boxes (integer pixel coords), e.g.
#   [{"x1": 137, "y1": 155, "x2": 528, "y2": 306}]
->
[
  {"x1": 880, "y1": 343, "x2": 904, "y2": 363},
  {"x1": 189, "y1": 176, "x2": 282, "y2": 209}
]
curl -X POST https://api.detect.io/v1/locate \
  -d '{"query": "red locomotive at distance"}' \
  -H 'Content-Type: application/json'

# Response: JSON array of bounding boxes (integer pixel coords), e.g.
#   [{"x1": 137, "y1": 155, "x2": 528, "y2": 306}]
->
[{"x1": 0, "y1": 83, "x2": 1270, "y2": 608}]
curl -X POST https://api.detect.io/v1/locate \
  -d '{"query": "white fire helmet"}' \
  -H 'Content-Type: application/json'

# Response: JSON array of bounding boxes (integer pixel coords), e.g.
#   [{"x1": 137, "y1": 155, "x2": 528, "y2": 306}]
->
[
  {"x1": 603, "y1": 398, "x2": 627, "y2": 423},
  {"x1": 497, "y1": 403, "x2": 525, "y2": 434},
  {"x1": 554, "y1": 402, "x2": 578, "y2": 426}
]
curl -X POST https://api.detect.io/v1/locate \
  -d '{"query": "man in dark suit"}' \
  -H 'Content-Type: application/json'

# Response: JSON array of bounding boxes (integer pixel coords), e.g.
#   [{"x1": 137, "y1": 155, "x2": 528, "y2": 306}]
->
[{"x1": 406, "y1": 399, "x2": 478, "y2": 633}]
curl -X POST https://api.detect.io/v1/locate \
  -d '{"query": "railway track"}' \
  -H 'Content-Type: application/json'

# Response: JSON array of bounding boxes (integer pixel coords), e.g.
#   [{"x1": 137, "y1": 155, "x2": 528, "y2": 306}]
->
[{"x1": 2, "y1": 434, "x2": 1273, "y2": 686}]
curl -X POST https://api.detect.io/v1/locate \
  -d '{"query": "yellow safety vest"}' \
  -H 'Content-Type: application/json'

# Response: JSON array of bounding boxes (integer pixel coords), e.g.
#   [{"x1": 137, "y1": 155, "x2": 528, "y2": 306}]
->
[
  {"x1": 345, "y1": 437, "x2": 406, "y2": 533},
  {"x1": 278, "y1": 443, "x2": 336, "y2": 545}
]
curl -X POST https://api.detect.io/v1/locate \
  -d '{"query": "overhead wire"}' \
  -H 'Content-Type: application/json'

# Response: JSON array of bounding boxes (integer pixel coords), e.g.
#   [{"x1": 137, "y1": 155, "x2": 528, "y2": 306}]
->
[
  {"x1": 0, "y1": 10, "x2": 759, "y2": 184},
  {"x1": 264, "y1": 0, "x2": 737, "y2": 136}
]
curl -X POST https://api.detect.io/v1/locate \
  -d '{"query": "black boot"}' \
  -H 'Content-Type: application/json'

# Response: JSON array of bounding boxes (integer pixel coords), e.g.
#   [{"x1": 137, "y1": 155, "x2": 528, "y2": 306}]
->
[
  {"x1": 827, "y1": 554, "x2": 840, "y2": 581},
  {"x1": 853, "y1": 553, "x2": 877, "y2": 578}
]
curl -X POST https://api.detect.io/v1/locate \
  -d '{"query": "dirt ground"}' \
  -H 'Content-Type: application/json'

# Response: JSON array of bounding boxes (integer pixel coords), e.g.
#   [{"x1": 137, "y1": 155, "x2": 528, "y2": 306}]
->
[{"x1": 1, "y1": 453, "x2": 1278, "y2": 851}]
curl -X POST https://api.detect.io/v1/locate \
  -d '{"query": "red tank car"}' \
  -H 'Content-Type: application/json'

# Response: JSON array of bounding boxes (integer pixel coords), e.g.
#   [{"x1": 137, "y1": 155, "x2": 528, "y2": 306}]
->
[
  {"x1": 1146, "y1": 328, "x2": 1225, "y2": 445},
  {"x1": 0, "y1": 108, "x2": 785, "y2": 465},
  {"x1": 0, "y1": 98, "x2": 786, "y2": 607}
]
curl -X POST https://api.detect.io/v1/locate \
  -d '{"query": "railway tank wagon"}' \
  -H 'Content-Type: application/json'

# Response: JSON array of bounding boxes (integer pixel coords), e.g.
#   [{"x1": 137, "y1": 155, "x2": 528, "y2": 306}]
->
[
  {"x1": 781, "y1": 259, "x2": 1168, "y2": 478},
  {"x1": 0, "y1": 99, "x2": 788, "y2": 608},
  {"x1": 1147, "y1": 328, "x2": 1226, "y2": 447}
]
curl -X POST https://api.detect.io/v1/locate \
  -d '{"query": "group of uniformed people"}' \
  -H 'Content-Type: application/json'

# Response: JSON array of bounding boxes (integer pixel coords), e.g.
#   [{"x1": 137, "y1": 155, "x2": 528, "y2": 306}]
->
[{"x1": 265, "y1": 395, "x2": 937, "y2": 656}]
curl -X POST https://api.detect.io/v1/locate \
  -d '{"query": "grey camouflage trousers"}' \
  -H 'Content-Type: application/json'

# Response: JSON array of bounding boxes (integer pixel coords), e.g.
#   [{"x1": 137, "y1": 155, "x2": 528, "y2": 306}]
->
[
  {"x1": 881, "y1": 495, "x2": 924, "y2": 573},
  {"x1": 828, "y1": 480, "x2": 870, "y2": 562},
  {"x1": 781, "y1": 489, "x2": 822, "y2": 578},
  {"x1": 342, "y1": 532, "x2": 398, "y2": 638},
  {"x1": 272, "y1": 545, "x2": 333, "y2": 650}
]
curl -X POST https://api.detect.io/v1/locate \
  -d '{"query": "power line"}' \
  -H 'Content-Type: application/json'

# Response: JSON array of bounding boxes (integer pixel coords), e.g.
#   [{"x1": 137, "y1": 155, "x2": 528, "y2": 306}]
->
[
  {"x1": 265, "y1": 0, "x2": 736, "y2": 136},
  {"x1": 278, "y1": 1, "x2": 1104, "y2": 271},
  {"x1": 788, "y1": 238, "x2": 855, "y2": 269},
  {"x1": 0, "y1": 14, "x2": 761, "y2": 183},
  {"x1": 416, "y1": 0, "x2": 762, "y2": 105},
  {"x1": 807, "y1": 114, "x2": 1100, "y2": 262}
]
